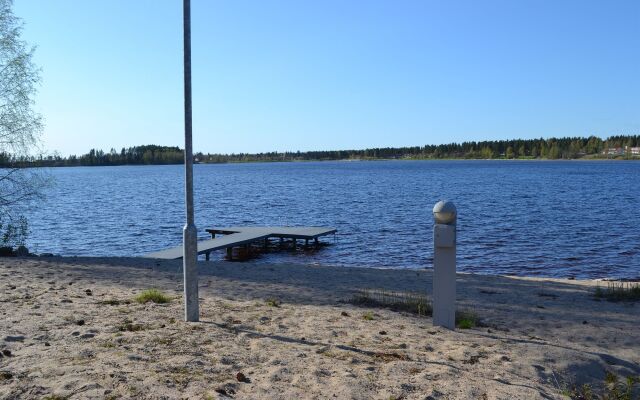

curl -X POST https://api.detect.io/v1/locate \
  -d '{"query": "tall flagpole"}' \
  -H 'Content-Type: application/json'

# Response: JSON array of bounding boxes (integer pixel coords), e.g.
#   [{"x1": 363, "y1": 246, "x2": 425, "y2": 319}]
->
[{"x1": 183, "y1": 0, "x2": 199, "y2": 322}]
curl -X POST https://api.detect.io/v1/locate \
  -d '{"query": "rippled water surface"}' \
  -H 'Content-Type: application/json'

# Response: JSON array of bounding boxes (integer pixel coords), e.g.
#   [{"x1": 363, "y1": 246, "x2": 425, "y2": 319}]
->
[{"x1": 23, "y1": 161, "x2": 640, "y2": 279}]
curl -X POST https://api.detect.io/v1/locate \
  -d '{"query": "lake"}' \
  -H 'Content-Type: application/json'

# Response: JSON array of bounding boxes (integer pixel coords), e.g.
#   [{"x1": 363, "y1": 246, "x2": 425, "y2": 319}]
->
[{"x1": 22, "y1": 160, "x2": 640, "y2": 279}]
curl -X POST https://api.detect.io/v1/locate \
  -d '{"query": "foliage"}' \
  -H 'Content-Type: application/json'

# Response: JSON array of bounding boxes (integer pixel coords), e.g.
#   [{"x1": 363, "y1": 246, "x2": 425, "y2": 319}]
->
[
  {"x1": 134, "y1": 289, "x2": 171, "y2": 304},
  {"x1": 193, "y1": 135, "x2": 640, "y2": 162},
  {"x1": 4, "y1": 135, "x2": 640, "y2": 168},
  {"x1": 0, "y1": 0, "x2": 45, "y2": 247},
  {"x1": 5, "y1": 144, "x2": 184, "y2": 167},
  {"x1": 0, "y1": 214, "x2": 26, "y2": 247}
]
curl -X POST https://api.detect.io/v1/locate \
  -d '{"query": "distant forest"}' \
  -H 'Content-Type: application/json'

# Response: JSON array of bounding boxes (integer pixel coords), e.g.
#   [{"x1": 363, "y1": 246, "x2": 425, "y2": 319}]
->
[{"x1": 2, "y1": 135, "x2": 639, "y2": 167}]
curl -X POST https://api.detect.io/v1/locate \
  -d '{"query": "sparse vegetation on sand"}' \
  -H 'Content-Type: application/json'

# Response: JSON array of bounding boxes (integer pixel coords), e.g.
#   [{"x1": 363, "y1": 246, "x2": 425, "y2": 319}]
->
[
  {"x1": 117, "y1": 318, "x2": 150, "y2": 332},
  {"x1": 3, "y1": 257, "x2": 639, "y2": 399},
  {"x1": 594, "y1": 282, "x2": 640, "y2": 302},
  {"x1": 562, "y1": 372, "x2": 640, "y2": 400},
  {"x1": 362, "y1": 311, "x2": 375, "y2": 320},
  {"x1": 455, "y1": 311, "x2": 478, "y2": 329},
  {"x1": 134, "y1": 289, "x2": 171, "y2": 304},
  {"x1": 349, "y1": 289, "x2": 432, "y2": 316},
  {"x1": 265, "y1": 297, "x2": 281, "y2": 307},
  {"x1": 348, "y1": 289, "x2": 479, "y2": 328},
  {"x1": 100, "y1": 298, "x2": 131, "y2": 306}
]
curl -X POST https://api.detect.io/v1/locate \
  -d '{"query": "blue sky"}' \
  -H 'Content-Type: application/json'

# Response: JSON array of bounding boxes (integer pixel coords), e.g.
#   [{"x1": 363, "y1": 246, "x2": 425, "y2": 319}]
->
[{"x1": 14, "y1": 0, "x2": 640, "y2": 156}]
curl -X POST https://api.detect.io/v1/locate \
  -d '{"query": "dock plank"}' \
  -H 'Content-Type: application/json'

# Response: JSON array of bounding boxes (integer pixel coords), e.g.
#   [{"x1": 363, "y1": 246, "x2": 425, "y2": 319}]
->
[
  {"x1": 207, "y1": 226, "x2": 337, "y2": 239},
  {"x1": 144, "y1": 226, "x2": 336, "y2": 260}
]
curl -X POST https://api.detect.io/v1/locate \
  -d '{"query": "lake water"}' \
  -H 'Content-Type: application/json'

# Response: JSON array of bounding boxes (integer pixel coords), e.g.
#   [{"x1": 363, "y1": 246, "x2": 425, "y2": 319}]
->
[{"x1": 22, "y1": 160, "x2": 640, "y2": 279}]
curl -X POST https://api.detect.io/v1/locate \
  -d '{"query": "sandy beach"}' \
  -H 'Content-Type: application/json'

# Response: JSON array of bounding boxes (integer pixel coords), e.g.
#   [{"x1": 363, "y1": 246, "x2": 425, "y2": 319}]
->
[{"x1": 0, "y1": 256, "x2": 638, "y2": 399}]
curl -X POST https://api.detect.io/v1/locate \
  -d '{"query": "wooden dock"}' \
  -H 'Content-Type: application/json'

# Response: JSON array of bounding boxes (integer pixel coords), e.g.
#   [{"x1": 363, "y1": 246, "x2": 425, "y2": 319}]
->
[{"x1": 144, "y1": 226, "x2": 337, "y2": 260}]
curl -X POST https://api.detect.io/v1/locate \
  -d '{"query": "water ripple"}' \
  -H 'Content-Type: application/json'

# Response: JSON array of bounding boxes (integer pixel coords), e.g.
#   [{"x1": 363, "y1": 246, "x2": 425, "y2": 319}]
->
[{"x1": 21, "y1": 160, "x2": 640, "y2": 279}]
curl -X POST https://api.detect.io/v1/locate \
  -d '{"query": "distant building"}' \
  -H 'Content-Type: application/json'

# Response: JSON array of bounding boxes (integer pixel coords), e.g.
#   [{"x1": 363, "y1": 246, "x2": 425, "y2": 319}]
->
[
  {"x1": 603, "y1": 147, "x2": 625, "y2": 156},
  {"x1": 604, "y1": 146, "x2": 640, "y2": 156}
]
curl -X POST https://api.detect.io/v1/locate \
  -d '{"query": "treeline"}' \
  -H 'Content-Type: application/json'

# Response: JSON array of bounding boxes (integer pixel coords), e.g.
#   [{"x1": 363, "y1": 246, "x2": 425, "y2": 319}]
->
[
  {"x1": 1, "y1": 145, "x2": 184, "y2": 167},
  {"x1": 1, "y1": 135, "x2": 639, "y2": 167},
  {"x1": 199, "y1": 135, "x2": 640, "y2": 163}
]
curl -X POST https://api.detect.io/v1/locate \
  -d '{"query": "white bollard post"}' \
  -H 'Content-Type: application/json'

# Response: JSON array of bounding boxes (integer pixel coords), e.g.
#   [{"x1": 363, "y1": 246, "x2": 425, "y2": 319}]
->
[{"x1": 432, "y1": 200, "x2": 457, "y2": 330}]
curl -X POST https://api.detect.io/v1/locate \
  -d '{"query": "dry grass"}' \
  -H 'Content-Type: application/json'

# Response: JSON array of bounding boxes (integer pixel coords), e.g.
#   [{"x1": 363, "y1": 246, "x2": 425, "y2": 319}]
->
[
  {"x1": 594, "y1": 282, "x2": 640, "y2": 302},
  {"x1": 265, "y1": 297, "x2": 281, "y2": 307},
  {"x1": 348, "y1": 289, "x2": 479, "y2": 328},
  {"x1": 563, "y1": 372, "x2": 640, "y2": 400},
  {"x1": 349, "y1": 289, "x2": 432, "y2": 316}
]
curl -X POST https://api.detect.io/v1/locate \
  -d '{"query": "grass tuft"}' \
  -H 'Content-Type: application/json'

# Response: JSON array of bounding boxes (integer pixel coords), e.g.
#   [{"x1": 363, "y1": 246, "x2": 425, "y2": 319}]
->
[
  {"x1": 457, "y1": 318, "x2": 474, "y2": 329},
  {"x1": 265, "y1": 298, "x2": 281, "y2": 307},
  {"x1": 594, "y1": 281, "x2": 640, "y2": 302},
  {"x1": 362, "y1": 311, "x2": 375, "y2": 321},
  {"x1": 455, "y1": 311, "x2": 478, "y2": 329},
  {"x1": 134, "y1": 289, "x2": 171, "y2": 304}
]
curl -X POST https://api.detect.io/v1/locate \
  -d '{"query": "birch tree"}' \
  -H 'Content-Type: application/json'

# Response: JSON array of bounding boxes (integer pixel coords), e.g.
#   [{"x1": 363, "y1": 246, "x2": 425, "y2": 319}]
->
[{"x1": 0, "y1": 0, "x2": 44, "y2": 248}]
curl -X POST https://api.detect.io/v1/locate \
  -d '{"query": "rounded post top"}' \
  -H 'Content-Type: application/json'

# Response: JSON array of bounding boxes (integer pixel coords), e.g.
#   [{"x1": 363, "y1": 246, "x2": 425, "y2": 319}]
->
[{"x1": 433, "y1": 200, "x2": 457, "y2": 225}]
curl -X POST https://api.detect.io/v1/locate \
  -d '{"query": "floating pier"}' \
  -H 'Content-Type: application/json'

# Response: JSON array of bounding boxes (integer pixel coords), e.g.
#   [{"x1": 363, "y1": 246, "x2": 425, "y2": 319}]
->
[{"x1": 144, "y1": 226, "x2": 337, "y2": 260}]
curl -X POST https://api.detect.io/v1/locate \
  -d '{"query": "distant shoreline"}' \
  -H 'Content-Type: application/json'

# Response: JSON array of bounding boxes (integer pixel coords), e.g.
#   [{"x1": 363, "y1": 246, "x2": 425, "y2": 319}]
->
[
  {"x1": 20, "y1": 156, "x2": 640, "y2": 168},
  {"x1": 4, "y1": 136, "x2": 639, "y2": 167}
]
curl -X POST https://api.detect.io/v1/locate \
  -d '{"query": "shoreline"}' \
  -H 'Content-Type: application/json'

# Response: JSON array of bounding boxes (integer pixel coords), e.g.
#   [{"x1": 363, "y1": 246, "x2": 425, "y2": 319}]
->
[
  {"x1": 12, "y1": 254, "x2": 640, "y2": 282},
  {"x1": 1, "y1": 256, "x2": 638, "y2": 399},
  {"x1": 11, "y1": 156, "x2": 640, "y2": 169}
]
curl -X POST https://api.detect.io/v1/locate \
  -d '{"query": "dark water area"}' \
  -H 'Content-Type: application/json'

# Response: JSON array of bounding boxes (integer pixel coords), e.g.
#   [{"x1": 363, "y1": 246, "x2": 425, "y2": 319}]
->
[{"x1": 22, "y1": 160, "x2": 640, "y2": 279}]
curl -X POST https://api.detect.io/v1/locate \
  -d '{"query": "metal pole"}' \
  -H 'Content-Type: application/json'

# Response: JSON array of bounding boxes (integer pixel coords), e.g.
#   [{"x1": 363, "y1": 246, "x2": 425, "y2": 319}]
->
[
  {"x1": 432, "y1": 200, "x2": 457, "y2": 330},
  {"x1": 183, "y1": 0, "x2": 199, "y2": 322}
]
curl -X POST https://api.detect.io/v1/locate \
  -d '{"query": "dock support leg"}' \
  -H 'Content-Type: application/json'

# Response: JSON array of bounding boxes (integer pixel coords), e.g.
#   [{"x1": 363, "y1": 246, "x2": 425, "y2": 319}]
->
[
  {"x1": 304, "y1": 239, "x2": 309, "y2": 249},
  {"x1": 314, "y1": 238, "x2": 319, "y2": 248},
  {"x1": 291, "y1": 239, "x2": 296, "y2": 250},
  {"x1": 226, "y1": 247, "x2": 233, "y2": 260},
  {"x1": 205, "y1": 252, "x2": 210, "y2": 261}
]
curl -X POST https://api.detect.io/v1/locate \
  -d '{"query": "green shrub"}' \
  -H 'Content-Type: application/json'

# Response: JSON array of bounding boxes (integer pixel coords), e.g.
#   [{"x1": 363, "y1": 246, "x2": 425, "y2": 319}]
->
[{"x1": 0, "y1": 216, "x2": 27, "y2": 248}]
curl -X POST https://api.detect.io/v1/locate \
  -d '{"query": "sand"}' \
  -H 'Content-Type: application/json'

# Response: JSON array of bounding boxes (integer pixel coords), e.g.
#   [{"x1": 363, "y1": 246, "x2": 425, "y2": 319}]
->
[{"x1": 0, "y1": 256, "x2": 638, "y2": 399}]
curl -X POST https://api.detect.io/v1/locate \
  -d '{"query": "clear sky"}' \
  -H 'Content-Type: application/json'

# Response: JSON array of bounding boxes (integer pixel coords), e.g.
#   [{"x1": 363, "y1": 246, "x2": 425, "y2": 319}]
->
[{"x1": 14, "y1": 0, "x2": 640, "y2": 156}]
